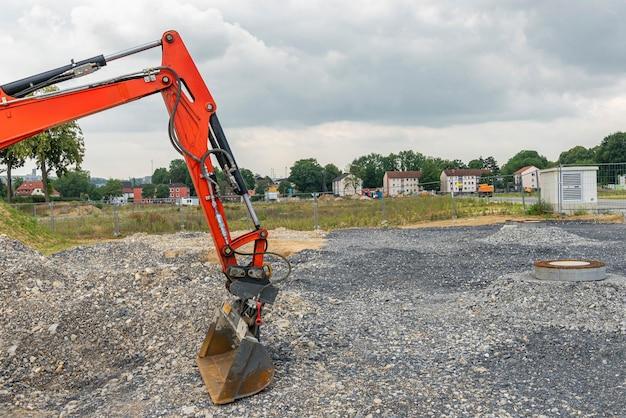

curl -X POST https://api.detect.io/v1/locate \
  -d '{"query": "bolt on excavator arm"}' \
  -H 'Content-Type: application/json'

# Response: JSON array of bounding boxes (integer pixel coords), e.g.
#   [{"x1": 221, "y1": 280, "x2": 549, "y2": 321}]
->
[{"x1": 0, "y1": 30, "x2": 280, "y2": 404}]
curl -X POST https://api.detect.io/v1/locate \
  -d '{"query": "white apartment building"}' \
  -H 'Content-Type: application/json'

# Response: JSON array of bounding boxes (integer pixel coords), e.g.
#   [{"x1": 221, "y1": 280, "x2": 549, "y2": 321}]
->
[
  {"x1": 440, "y1": 169, "x2": 490, "y2": 193},
  {"x1": 332, "y1": 173, "x2": 363, "y2": 196},
  {"x1": 514, "y1": 165, "x2": 539, "y2": 190},
  {"x1": 383, "y1": 171, "x2": 422, "y2": 196}
]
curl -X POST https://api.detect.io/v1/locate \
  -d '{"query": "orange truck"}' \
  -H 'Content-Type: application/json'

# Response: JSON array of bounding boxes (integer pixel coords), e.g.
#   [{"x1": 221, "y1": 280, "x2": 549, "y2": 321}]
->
[{"x1": 478, "y1": 183, "x2": 494, "y2": 197}]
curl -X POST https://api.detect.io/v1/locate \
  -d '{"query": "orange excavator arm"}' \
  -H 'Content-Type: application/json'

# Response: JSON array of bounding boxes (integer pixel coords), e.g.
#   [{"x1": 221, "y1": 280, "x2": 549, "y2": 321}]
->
[{"x1": 0, "y1": 30, "x2": 281, "y2": 404}]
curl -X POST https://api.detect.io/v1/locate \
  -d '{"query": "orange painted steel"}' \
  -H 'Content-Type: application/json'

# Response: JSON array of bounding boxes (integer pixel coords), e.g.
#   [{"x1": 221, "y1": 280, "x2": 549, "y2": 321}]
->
[{"x1": 0, "y1": 30, "x2": 267, "y2": 273}]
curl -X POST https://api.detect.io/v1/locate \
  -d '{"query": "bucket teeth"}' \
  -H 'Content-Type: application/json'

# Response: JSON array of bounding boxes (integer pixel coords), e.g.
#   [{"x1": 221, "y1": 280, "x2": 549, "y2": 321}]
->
[{"x1": 197, "y1": 303, "x2": 274, "y2": 404}]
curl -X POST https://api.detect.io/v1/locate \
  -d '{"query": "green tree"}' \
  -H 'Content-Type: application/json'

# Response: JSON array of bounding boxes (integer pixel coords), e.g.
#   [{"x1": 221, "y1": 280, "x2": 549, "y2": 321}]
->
[
  {"x1": 100, "y1": 179, "x2": 123, "y2": 200},
  {"x1": 483, "y1": 156, "x2": 500, "y2": 174},
  {"x1": 468, "y1": 156, "x2": 499, "y2": 174},
  {"x1": 595, "y1": 132, "x2": 626, "y2": 163},
  {"x1": 155, "y1": 184, "x2": 170, "y2": 198},
  {"x1": 289, "y1": 158, "x2": 325, "y2": 192},
  {"x1": 558, "y1": 145, "x2": 596, "y2": 165},
  {"x1": 240, "y1": 168, "x2": 255, "y2": 191},
  {"x1": 349, "y1": 153, "x2": 386, "y2": 188},
  {"x1": 255, "y1": 176, "x2": 273, "y2": 195},
  {"x1": 54, "y1": 170, "x2": 92, "y2": 199},
  {"x1": 501, "y1": 150, "x2": 549, "y2": 175},
  {"x1": 451, "y1": 159, "x2": 467, "y2": 169},
  {"x1": 0, "y1": 142, "x2": 29, "y2": 202},
  {"x1": 322, "y1": 163, "x2": 341, "y2": 192},
  {"x1": 278, "y1": 179, "x2": 292, "y2": 196},
  {"x1": 381, "y1": 153, "x2": 400, "y2": 172},
  {"x1": 28, "y1": 122, "x2": 85, "y2": 202},
  {"x1": 0, "y1": 179, "x2": 5, "y2": 198},
  {"x1": 468, "y1": 159, "x2": 483, "y2": 169},
  {"x1": 152, "y1": 167, "x2": 170, "y2": 185},
  {"x1": 88, "y1": 186, "x2": 103, "y2": 202},
  {"x1": 169, "y1": 159, "x2": 190, "y2": 184},
  {"x1": 13, "y1": 177, "x2": 24, "y2": 191},
  {"x1": 142, "y1": 183, "x2": 156, "y2": 198},
  {"x1": 398, "y1": 150, "x2": 426, "y2": 171}
]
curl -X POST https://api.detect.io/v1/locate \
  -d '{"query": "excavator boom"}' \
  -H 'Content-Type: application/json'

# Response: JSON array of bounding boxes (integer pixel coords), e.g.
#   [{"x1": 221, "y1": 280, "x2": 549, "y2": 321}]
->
[{"x1": 0, "y1": 31, "x2": 280, "y2": 404}]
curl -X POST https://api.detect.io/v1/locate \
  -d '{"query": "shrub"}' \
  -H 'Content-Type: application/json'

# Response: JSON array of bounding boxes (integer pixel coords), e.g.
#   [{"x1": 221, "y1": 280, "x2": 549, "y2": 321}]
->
[{"x1": 526, "y1": 201, "x2": 553, "y2": 215}]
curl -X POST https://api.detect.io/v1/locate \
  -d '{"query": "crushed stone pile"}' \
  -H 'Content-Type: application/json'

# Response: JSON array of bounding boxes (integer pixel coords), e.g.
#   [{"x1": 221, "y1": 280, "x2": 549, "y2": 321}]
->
[
  {"x1": 0, "y1": 232, "x2": 312, "y2": 416},
  {"x1": 1, "y1": 223, "x2": 624, "y2": 416},
  {"x1": 479, "y1": 224, "x2": 604, "y2": 246},
  {"x1": 462, "y1": 272, "x2": 626, "y2": 334}
]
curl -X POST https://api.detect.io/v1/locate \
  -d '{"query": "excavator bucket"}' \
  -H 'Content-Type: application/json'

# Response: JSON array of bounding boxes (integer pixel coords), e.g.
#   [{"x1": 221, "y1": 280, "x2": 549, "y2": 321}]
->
[{"x1": 197, "y1": 301, "x2": 274, "y2": 405}]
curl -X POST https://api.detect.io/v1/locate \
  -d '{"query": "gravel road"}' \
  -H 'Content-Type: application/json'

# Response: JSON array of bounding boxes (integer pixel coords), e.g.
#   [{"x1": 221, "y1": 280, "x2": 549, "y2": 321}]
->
[{"x1": 1, "y1": 222, "x2": 625, "y2": 417}]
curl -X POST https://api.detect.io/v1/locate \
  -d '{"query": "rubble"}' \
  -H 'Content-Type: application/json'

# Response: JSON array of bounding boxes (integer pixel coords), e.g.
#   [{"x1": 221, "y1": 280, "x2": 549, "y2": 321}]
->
[{"x1": 0, "y1": 223, "x2": 624, "y2": 416}]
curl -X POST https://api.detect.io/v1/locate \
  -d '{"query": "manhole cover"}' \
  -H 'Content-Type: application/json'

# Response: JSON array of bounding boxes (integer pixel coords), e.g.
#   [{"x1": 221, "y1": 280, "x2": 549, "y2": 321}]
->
[{"x1": 533, "y1": 259, "x2": 607, "y2": 282}]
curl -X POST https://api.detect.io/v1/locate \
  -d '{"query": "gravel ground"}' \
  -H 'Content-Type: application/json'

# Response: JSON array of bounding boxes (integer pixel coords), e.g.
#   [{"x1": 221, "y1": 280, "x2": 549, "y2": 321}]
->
[{"x1": 1, "y1": 222, "x2": 625, "y2": 417}]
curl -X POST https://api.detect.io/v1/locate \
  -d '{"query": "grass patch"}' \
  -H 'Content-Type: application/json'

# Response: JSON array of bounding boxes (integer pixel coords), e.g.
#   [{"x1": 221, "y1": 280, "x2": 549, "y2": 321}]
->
[
  {"x1": 525, "y1": 201, "x2": 553, "y2": 216},
  {"x1": 598, "y1": 189, "x2": 626, "y2": 199},
  {"x1": 24, "y1": 195, "x2": 524, "y2": 240},
  {"x1": 0, "y1": 202, "x2": 76, "y2": 254},
  {"x1": 496, "y1": 192, "x2": 539, "y2": 198}
]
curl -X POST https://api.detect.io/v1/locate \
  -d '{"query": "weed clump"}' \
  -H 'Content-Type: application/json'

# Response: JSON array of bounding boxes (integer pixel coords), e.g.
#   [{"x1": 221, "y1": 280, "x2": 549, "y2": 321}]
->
[{"x1": 526, "y1": 201, "x2": 553, "y2": 215}]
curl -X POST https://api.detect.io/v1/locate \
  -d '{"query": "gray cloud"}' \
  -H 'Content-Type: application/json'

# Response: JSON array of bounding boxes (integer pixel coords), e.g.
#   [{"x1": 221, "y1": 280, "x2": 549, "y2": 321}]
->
[{"x1": 2, "y1": 1, "x2": 626, "y2": 177}]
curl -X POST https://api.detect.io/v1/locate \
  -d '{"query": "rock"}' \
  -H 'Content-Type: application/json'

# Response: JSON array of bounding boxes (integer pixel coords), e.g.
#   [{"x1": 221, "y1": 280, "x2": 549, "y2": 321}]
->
[
  {"x1": 181, "y1": 405, "x2": 197, "y2": 416},
  {"x1": 55, "y1": 362, "x2": 64, "y2": 373},
  {"x1": 7, "y1": 344, "x2": 18, "y2": 356}
]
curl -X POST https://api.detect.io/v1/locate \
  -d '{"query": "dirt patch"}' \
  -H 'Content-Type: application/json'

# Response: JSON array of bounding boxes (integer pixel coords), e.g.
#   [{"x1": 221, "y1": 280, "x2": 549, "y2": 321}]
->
[
  {"x1": 400, "y1": 213, "x2": 624, "y2": 229},
  {"x1": 122, "y1": 227, "x2": 326, "y2": 264},
  {"x1": 59, "y1": 204, "x2": 102, "y2": 218}
]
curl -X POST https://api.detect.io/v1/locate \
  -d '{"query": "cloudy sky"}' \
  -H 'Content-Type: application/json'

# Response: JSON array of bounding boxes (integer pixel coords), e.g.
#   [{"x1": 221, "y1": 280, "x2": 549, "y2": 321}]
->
[{"x1": 2, "y1": 1, "x2": 626, "y2": 178}]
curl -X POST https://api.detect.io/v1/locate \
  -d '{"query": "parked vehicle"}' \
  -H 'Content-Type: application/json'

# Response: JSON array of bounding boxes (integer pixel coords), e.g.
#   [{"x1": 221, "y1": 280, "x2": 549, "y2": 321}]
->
[{"x1": 477, "y1": 183, "x2": 494, "y2": 197}]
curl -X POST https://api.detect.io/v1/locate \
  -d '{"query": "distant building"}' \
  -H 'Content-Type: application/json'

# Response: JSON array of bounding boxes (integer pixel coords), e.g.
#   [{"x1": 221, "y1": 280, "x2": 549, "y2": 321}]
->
[
  {"x1": 264, "y1": 191, "x2": 279, "y2": 201},
  {"x1": 178, "y1": 197, "x2": 199, "y2": 206},
  {"x1": 440, "y1": 169, "x2": 490, "y2": 193},
  {"x1": 514, "y1": 166, "x2": 539, "y2": 190},
  {"x1": 15, "y1": 181, "x2": 60, "y2": 197},
  {"x1": 121, "y1": 181, "x2": 134, "y2": 201},
  {"x1": 169, "y1": 183, "x2": 190, "y2": 199},
  {"x1": 332, "y1": 173, "x2": 363, "y2": 196},
  {"x1": 383, "y1": 171, "x2": 422, "y2": 196},
  {"x1": 24, "y1": 168, "x2": 41, "y2": 182},
  {"x1": 132, "y1": 187, "x2": 144, "y2": 203}
]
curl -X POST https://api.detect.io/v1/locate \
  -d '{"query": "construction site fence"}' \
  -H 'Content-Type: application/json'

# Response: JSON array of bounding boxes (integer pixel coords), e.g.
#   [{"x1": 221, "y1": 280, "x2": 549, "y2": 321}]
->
[
  {"x1": 6, "y1": 190, "x2": 496, "y2": 238},
  {"x1": 432, "y1": 162, "x2": 626, "y2": 214},
  {"x1": 547, "y1": 162, "x2": 626, "y2": 214},
  {"x1": 6, "y1": 163, "x2": 626, "y2": 238},
  {"x1": 477, "y1": 163, "x2": 626, "y2": 214}
]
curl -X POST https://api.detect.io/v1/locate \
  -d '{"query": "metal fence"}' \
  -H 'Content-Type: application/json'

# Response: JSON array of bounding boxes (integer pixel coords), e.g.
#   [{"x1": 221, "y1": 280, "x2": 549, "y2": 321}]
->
[
  {"x1": 480, "y1": 162, "x2": 626, "y2": 214},
  {"x1": 7, "y1": 189, "x2": 502, "y2": 238},
  {"x1": 548, "y1": 163, "x2": 626, "y2": 214},
  {"x1": 8, "y1": 164, "x2": 625, "y2": 239}
]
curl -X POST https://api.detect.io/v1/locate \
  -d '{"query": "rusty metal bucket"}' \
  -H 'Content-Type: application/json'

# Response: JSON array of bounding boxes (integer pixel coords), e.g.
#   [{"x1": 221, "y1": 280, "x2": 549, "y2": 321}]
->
[{"x1": 197, "y1": 302, "x2": 274, "y2": 405}]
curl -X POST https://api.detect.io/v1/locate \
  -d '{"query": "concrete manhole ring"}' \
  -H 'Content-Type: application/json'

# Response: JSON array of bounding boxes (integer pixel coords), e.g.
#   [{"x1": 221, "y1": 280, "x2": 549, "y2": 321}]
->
[{"x1": 533, "y1": 259, "x2": 607, "y2": 282}]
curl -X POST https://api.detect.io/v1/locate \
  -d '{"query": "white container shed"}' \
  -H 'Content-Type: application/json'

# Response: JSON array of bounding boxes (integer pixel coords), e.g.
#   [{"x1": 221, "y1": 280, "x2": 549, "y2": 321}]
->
[{"x1": 539, "y1": 166, "x2": 598, "y2": 212}]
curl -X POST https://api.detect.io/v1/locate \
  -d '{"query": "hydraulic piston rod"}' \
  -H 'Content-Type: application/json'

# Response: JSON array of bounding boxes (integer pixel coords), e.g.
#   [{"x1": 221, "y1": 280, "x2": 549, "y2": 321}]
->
[
  {"x1": 1, "y1": 39, "x2": 162, "y2": 99},
  {"x1": 104, "y1": 39, "x2": 162, "y2": 62}
]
